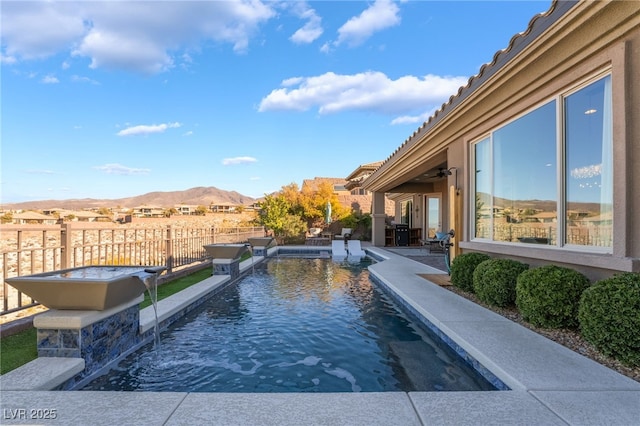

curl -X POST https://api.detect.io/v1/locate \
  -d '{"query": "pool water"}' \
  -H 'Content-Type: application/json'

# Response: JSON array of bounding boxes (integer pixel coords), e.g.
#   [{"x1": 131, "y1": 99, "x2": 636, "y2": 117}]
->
[{"x1": 82, "y1": 257, "x2": 496, "y2": 393}]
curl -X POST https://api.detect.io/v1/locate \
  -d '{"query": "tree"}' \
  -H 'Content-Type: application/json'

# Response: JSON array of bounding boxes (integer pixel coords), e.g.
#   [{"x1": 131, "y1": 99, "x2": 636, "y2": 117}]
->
[
  {"x1": 195, "y1": 205, "x2": 208, "y2": 216},
  {"x1": 1, "y1": 212, "x2": 13, "y2": 224},
  {"x1": 164, "y1": 207, "x2": 178, "y2": 217},
  {"x1": 299, "y1": 181, "x2": 348, "y2": 226},
  {"x1": 257, "y1": 193, "x2": 291, "y2": 238}
]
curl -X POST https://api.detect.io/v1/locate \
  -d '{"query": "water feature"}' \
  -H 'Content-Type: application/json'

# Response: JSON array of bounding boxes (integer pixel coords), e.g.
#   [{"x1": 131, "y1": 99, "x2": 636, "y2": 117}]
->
[
  {"x1": 6, "y1": 266, "x2": 164, "y2": 311},
  {"x1": 140, "y1": 267, "x2": 166, "y2": 349},
  {"x1": 81, "y1": 257, "x2": 496, "y2": 393}
]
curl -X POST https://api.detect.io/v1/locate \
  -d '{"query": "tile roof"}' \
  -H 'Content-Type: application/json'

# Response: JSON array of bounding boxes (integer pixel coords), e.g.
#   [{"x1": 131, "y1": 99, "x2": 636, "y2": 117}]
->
[{"x1": 373, "y1": 0, "x2": 576, "y2": 175}]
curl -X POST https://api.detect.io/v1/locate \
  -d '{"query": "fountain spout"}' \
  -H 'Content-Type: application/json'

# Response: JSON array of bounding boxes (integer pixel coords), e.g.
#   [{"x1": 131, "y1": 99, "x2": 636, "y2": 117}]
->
[{"x1": 134, "y1": 266, "x2": 167, "y2": 350}]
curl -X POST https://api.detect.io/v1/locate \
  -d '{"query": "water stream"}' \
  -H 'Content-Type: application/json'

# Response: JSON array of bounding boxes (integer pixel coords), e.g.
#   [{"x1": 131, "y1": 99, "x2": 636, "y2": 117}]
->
[{"x1": 141, "y1": 267, "x2": 165, "y2": 350}]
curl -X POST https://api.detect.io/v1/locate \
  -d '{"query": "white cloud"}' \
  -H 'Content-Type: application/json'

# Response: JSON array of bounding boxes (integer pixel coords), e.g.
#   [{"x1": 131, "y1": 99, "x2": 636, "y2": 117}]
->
[
  {"x1": 222, "y1": 156, "x2": 258, "y2": 166},
  {"x1": 1, "y1": 54, "x2": 17, "y2": 64},
  {"x1": 289, "y1": 3, "x2": 323, "y2": 44},
  {"x1": 41, "y1": 75, "x2": 59, "y2": 84},
  {"x1": 259, "y1": 71, "x2": 468, "y2": 117},
  {"x1": 335, "y1": 0, "x2": 400, "y2": 48},
  {"x1": 390, "y1": 108, "x2": 437, "y2": 125},
  {"x1": 0, "y1": 2, "x2": 87, "y2": 60},
  {"x1": 93, "y1": 163, "x2": 151, "y2": 175},
  {"x1": 319, "y1": 42, "x2": 331, "y2": 54},
  {"x1": 71, "y1": 75, "x2": 100, "y2": 85},
  {"x1": 571, "y1": 163, "x2": 602, "y2": 179},
  {"x1": 117, "y1": 122, "x2": 182, "y2": 137},
  {"x1": 1, "y1": 1, "x2": 276, "y2": 74}
]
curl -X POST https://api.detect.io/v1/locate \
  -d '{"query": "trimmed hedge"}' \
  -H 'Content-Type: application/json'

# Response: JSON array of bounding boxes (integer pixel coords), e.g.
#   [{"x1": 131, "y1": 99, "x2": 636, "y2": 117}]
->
[
  {"x1": 515, "y1": 265, "x2": 590, "y2": 329},
  {"x1": 578, "y1": 272, "x2": 640, "y2": 367},
  {"x1": 450, "y1": 252, "x2": 491, "y2": 292},
  {"x1": 473, "y1": 259, "x2": 529, "y2": 307}
]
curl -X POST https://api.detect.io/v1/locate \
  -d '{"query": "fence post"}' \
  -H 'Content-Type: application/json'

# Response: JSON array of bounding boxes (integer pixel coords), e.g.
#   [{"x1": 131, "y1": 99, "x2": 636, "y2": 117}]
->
[
  {"x1": 165, "y1": 225, "x2": 174, "y2": 273},
  {"x1": 60, "y1": 223, "x2": 73, "y2": 269}
]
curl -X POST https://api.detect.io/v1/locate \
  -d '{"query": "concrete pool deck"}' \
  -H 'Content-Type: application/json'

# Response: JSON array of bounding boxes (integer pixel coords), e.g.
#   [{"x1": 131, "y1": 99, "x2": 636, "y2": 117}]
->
[{"x1": 1, "y1": 246, "x2": 639, "y2": 425}]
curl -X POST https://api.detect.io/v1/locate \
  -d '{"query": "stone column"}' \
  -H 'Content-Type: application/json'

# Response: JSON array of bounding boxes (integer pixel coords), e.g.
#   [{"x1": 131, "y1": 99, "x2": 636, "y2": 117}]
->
[
  {"x1": 33, "y1": 295, "x2": 144, "y2": 388},
  {"x1": 371, "y1": 191, "x2": 387, "y2": 247},
  {"x1": 211, "y1": 258, "x2": 241, "y2": 281}
]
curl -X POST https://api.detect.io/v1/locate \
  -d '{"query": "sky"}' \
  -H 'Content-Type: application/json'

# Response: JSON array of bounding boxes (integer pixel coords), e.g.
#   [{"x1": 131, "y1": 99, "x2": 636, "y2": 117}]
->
[{"x1": 1, "y1": 0, "x2": 552, "y2": 203}]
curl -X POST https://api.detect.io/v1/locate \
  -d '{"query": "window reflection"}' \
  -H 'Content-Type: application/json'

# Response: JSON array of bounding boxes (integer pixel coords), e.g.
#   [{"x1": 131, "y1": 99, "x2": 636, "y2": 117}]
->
[
  {"x1": 471, "y1": 74, "x2": 612, "y2": 250},
  {"x1": 565, "y1": 76, "x2": 612, "y2": 247},
  {"x1": 493, "y1": 101, "x2": 557, "y2": 244},
  {"x1": 475, "y1": 137, "x2": 491, "y2": 239}
]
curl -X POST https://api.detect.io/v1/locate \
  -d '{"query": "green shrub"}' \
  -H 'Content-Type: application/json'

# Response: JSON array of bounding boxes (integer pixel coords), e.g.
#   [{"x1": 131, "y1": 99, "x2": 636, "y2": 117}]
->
[
  {"x1": 515, "y1": 265, "x2": 590, "y2": 329},
  {"x1": 450, "y1": 252, "x2": 491, "y2": 292},
  {"x1": 473, "y1": 259, "x2": 529, "y2": 307},
  {"x1": 578, "y1": 273, "x2": 640, "y2": 367}
]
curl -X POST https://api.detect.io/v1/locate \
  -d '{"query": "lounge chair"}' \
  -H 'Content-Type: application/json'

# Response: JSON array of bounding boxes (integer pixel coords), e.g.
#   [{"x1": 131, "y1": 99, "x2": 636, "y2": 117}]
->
[
  {"x1": 331, "y1": 240, "x2": 348, "y2": 257},
  {"x1": 334, "y1": 228, "x2": 352, "y2": 240},
  {"x1": 347, "y1": 240, "x2": 366, "y2": 257}
]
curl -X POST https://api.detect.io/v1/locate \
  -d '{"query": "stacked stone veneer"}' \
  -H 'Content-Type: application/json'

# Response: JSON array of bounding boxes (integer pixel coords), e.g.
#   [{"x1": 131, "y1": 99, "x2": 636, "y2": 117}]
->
[
  {"x1": 251, "y1": 246, "x2": 269, "y2": 257},
  {"x1": 211, "y1": 258, "x2": 241, "y2": 280},
  {"x1": 34, "y1": 296, "x2": 150, "y2": 390}
]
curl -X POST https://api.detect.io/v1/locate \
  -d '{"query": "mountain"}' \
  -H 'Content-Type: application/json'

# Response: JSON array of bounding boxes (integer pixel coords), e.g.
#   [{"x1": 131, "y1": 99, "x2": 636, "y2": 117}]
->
[{"x1": 1, "y1": 186, "x2": 256, "y2": 210}]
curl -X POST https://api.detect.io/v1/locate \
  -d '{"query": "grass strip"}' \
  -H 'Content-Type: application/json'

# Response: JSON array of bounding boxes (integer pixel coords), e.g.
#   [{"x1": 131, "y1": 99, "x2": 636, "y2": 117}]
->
[
  {"x1": 0, "y1": 268, "x2": 212, "y2": 374},
  {"x1": 0, "y1": 327, "x2": 38, "y2": 375},
  {"x1": 139, "y1": 268, "x2": 211, "y2": 309}
]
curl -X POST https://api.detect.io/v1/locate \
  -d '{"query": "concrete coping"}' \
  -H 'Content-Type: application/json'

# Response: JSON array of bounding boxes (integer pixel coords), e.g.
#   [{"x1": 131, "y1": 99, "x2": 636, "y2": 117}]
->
[
  {"x1": 33, "y1": 295, "x2": 144, "y2": 330},
  {"x1": 0, "y1": 357, "x2": 85, "y2": 391}
]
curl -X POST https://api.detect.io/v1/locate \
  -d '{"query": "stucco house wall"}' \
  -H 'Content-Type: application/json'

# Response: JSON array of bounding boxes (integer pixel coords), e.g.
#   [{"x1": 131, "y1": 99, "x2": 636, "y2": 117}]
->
[{"x1": 363, "y1": 0, "x2": 639, "y2": 280}]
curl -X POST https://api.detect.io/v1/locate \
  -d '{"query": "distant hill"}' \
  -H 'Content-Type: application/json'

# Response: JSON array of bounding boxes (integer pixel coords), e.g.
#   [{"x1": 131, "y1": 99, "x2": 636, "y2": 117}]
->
[{"x1": 2, "y1": 186, "x2": 256, "y2": 210}]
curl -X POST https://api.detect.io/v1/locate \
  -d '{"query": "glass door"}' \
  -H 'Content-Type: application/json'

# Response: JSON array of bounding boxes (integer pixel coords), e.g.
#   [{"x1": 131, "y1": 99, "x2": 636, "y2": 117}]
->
[{"x1": 425, "y1": 194, "x2": 442, "y2": 238}]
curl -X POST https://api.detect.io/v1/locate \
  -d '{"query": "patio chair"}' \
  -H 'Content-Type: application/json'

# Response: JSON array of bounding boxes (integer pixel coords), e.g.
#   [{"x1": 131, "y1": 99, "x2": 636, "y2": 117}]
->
[
  {"x1": 307, "y1": 228, "x2": 322, "y2": 238},
  {"x1": 334, "y1": 228, "x2": 352, "y2": 240},
  {"x1": 331, "y1": 240, "x2": 348, "y2": 258},
  {"x1": 347, "y1": 240, "x2": 366, "y2": 257},
  {"x1": 421, "y1": 232, "x2": 447, "y2": 253}
]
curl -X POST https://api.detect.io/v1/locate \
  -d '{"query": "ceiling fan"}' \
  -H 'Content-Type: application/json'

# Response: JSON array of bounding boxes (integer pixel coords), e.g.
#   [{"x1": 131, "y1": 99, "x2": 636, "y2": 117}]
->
[{"x1": 436, "y1": 168, "x2": 453, "y2": 178}]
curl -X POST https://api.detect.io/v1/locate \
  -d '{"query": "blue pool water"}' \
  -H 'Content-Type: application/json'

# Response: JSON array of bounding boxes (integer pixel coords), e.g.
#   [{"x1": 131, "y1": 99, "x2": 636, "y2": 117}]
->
[{"x1": 82, "y1": 257, "x2": 495, "y2": 392}]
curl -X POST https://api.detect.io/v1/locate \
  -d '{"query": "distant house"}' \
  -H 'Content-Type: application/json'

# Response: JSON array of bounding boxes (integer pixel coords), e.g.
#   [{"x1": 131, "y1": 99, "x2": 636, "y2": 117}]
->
[
  {"x1": 531, "y1": 212, "x2": 557, "y2": 224},
  {"x1": 12, "y1": 211, "x2": 57, "y2": 225},
  {"x1": 175, "y1": 205, "x2": 199, "y2": 215},
  {"x1": 209, "y1": 203, "x2": 239, "y2": 214},
  {"x1": 69, "y1": 210, "x2": 111, "y2": 222},
  {"x1": 132, "y1": 206, "x2": 165, "y2": 218},
  {"x1": 345, "y1": 162, "x2": 382, "y2": 196},
  {"x1": 301, "y1": 177, "x2": 351, "y2": 196}
]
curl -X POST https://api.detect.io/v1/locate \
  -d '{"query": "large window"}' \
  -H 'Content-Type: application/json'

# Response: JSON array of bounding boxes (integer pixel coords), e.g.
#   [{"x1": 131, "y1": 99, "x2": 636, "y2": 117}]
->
[{"x1": 472, "y1": 74, "x2": 612, "y2": 250}]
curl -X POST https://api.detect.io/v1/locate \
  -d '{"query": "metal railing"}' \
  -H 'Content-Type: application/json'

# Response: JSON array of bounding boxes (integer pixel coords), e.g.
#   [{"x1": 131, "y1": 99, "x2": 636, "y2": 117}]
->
[{"x1": 0, "y1": 223, "x2": 265, "y2": 314}]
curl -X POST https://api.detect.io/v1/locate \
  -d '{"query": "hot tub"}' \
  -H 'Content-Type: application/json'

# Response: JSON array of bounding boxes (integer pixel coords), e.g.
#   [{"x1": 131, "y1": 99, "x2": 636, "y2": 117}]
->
[{"x1": 5, "y1": 266, "x2": 166, "y2": 311}]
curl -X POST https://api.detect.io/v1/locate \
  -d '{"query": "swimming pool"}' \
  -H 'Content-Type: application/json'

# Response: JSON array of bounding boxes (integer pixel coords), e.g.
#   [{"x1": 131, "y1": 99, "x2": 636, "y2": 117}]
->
[{"x1": 82, "y1": 257, "x2": 496, "y2": 393}]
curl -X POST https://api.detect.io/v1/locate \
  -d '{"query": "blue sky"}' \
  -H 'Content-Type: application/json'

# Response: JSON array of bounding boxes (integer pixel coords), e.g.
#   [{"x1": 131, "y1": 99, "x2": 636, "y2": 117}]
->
[{"x1": 1, "y1": 0, "x2": 551, "y2": 203}]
